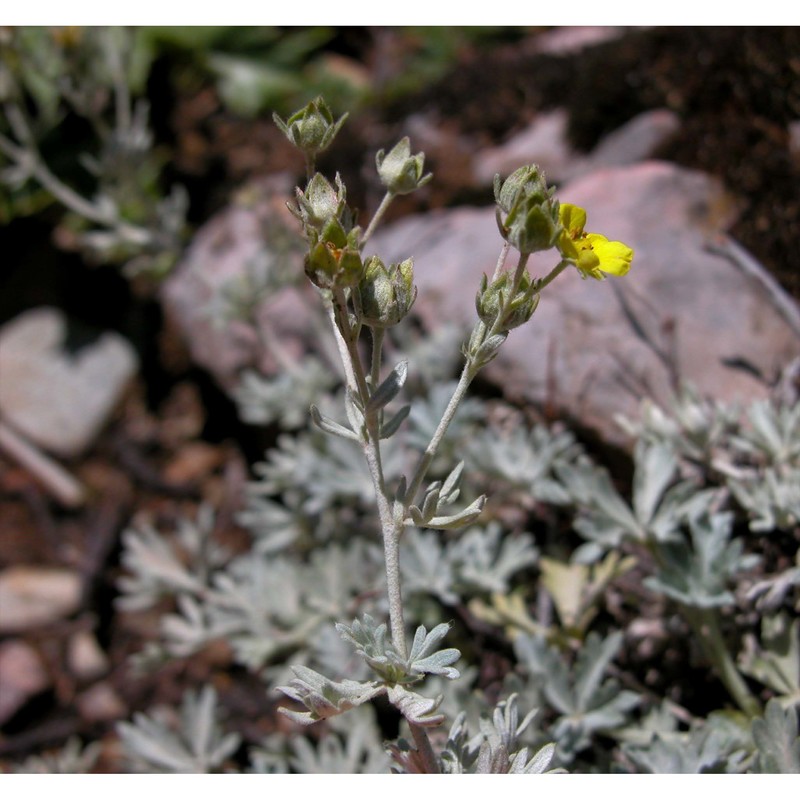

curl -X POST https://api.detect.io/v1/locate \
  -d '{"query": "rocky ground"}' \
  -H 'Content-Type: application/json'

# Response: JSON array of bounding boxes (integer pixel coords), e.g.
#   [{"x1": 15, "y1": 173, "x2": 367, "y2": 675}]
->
[{"x1": 0, "y1": 26, "x2": 798, "y2": 770}]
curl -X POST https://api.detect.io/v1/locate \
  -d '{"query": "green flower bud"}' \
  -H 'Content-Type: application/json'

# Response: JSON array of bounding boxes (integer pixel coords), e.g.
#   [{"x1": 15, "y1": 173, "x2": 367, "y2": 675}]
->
[
  {"x1": 291, "y1": 173, "x2": 347, "y2": 232},
  {"x1": 273, "y1": 96, "x2": 348, "y2": 158},
  {"x1": 494, "y1": 164, "x2": 561, "y2": 254},
  {"x1": 475, "y1": 270, "x2": 540, "y2": 332},
  {"x1": 304, "y1": 223, "x2": 364, "y2": 289},
  {"x1": 375, "y1": 137, "x2": 432, "y2": 196},
  {"x1": 358, "y1": 256, "x2": 417, "y2": 328}
]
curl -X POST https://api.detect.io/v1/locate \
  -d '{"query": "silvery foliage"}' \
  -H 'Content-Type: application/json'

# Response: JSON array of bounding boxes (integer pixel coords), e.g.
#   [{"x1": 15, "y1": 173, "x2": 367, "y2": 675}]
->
[
  {"x1": 249, "y1": 427, "x2": 403, "y2": 515},
  {"x1": 751, "y1": 698, "x2": 800, "y2": 773},
  {"x1": 464, "y1": 421, "x2": 582, "y2": 505},
  {"x1": 437, "y1": 694, "x2": 560, "y2": 774},
  {"x1": 234, "y1": 358, "x2": 335, "y2": 429},
  {"x1": 117, "y1": 508, "x2": 383, "y2": 672},
  {"x1": 738, "y1": 614, "x2": 800, "y2": 703},
  {"x1": 116, "y1": 505, "x2": 230, "y2": 611},
  {"x1": 401, "y1": 522, "x2": 539, "y2": 605},
  {"x1": 406, "y1": 381, "x2": 487, "y2": 466},
  {"x1": 249, "y1": 708, "x2": 391, "y2": 774},
  {"x1": 618, "y1": 387, "x2": 800, "y2": 533},
  {"x1": 644, "y1": 511, "x2": 761, "y2": 609},
  {"x1": 622, "y1": 720, "x2": 749, "y2": 774},
  {"x1": 118, "y1": 687, "x2": 240, "y2": 773},
  {"x1": 746, "y1": 552, "x2": 800, "y2": 612},
  {"x1": 278, "y1": 615, "x2": 459, "y2": 728},
  {"x1": 0, "y1": 27, "x2": 187, "y2": 278},
  {"x1": 514, "y1": 631, "x2": 640, "y2": 763},
  {"x1": 559, "y1": 439, "x2": 717, "y2": 558},
  {"x1": 8, "y1": 737, "x2": 102, "y2": 774}
]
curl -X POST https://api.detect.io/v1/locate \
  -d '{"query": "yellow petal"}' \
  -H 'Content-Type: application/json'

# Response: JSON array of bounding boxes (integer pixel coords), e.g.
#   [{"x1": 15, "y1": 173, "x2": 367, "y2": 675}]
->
[
  {"x1": 558, "y1": 203, "x2": 587, "y2": 235},
  {"x1": 588, "y1": 234, "x2": 634, "y2": 277}
]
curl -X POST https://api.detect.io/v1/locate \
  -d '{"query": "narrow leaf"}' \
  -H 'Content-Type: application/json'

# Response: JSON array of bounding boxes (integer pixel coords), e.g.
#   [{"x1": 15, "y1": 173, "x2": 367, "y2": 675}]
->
[
  {"x1": 380, "y1": 405, "x2": 411, "y2": 439},
  {"x1": 310, "y1": 405, "x2": 360, "y2": 441},
  {"x1": 366, "y1": 360, "x2": 408, "y2": 415}
]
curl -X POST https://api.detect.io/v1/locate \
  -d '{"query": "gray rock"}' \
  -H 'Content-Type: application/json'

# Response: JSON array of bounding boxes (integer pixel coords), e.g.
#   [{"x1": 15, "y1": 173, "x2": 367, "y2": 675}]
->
[
  {"x1": 0, "y1": 566, "x2": 83, "y2": 633},
  {"x1": 0, "y1": 308, "x2": 138, "y2": 458},
  {"x1": 372, "y1": 161, "x2": 799, "y2": 444}
]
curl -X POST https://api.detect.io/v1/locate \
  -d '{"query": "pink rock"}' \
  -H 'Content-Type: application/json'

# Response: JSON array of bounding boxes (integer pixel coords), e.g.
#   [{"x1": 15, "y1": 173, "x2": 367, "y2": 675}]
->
[
  {"x1": 0, "y1": 640, "x2": 50, "y2": 724},
  {"x1": 0, "y1": 308, "x2": 137, "y2": 458},
  {"x1": 161, "y1": 175, "x2": 314, "y2": 392},
  {"x1": 372, "y1": 162, "x2": 799, "y2": 444}
]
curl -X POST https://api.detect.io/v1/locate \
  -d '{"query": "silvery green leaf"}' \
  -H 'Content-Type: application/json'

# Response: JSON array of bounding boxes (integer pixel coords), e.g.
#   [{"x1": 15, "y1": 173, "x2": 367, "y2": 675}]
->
[
  {"x1": 380, "y1": 404, "x2": 411, "y2": 439},
  {"x1": 746, "y1": 555, "x2": 800, "y2": 610},
  {"x1": 420, "y1": 481, "x2": 442, "y2": 520},
  {"x1": 510, "y1": 742, "x2": 558, "y2": 773},
  {"x1": 738, "y1": 614, "x2": 800, "y2": 699},
  {"x1": 278, "y1": 666, "x2": 384, "y2": 725},
  {"x1": 233, "y1": 359, "x2": 335, "y2": 429},
  {"x1": 386, "y1": 685, "x2": 445, "y2": 727},
  {"x1": 450, "y1": 523, "x2": 538, "y2": 594},
  {"x1": 116, "y1": 508, "x2": 227, "y2": 611},
  {"x1": 439, "y1": 695, "x2": 557, "y2": 773},
  {"x1": 645, "y1": 512, "x2": 759, "y2": 609},
  {"x1": 366, "y1": 360, "x2": 408, "y2": 415},
  {"x1": 423, "y1": 495, "x2": 486, "y2": 530},
  {"x1": 727, "y1": 466, "x2": 800, "y2": 532},
  {"x1": 465, "y1": 423, "x2": 580, "y2": 504},
  {"x1": 309, "y1": 404, "x2": 360, "y2": 441},
  {"x1": 407, "y1": 381, "x2": 486, "y2": 458},
  {"x1": 515, "y1": 632, "x2": 639, "y2": 762},
  {"x1": 732, "y1": 399, "x2": 800, "y2": 466},
  {"x1": 9, "y1": 737, "x2": 102, "y2": 774},
  {"x1": 287, "y1": 708, "x2": 391, "y2": 773},
  {"x1": 752, "y1": 698, "x2": 800, "y2": 773},
  {"x1": 624, "y1": 726, "x2": 743, "y2": 774},
  {"x1": 472, "y1": 333, "x2": 508, "y2": 366},
  {"x1": 632, "y1": 441, "x2": 679, "y2": 526},
  {"x1": 407, "y1": 622, "x2": 460, "y2": 679},
  {"x1": 118, "y1": 687, "x2": 240, "y2": 773},
  {"x1": 574, "y1": 631, "x2": 624, "y2": 711},
  {"x1": 440, "y1": 461, "x2": 465, "y2": 501},
  {"x1": 400, "y1": 528, "x2": 458, "y2": 605}
]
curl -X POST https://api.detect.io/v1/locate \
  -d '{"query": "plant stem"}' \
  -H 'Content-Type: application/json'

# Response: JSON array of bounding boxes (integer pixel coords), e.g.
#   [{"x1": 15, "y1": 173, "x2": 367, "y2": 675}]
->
[
  {"x1": 410, "y1": 723, "x2": 441, "y2": 773},
  {"x1": 406, "y1": 360, "x2": 477, "y2": 508},
  {"x1": 0, "y1": 104, "x2": 152, "y2": 246},
  {"x1": 535, "y1": 259, "x2": 570, "y2": 293},
  {"x1": 326, "y1": 284, "x2": 442, "y2": 772},
  {"x1": 370, "y1": 327, "x2": 384, "y2": 390},
  {"x1": 684, "y1": 606, "x2": 761, "y2": 717},
  {"x1": 361, "y1": 191, "x2": 395, "y2": 245}
]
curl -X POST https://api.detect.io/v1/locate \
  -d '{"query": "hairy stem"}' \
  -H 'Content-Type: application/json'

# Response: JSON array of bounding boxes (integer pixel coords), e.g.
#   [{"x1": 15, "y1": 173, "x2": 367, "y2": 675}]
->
[
  {"x1": 406, "y1": 360, "x2": 477, "y2": 508},
  {"x1": 410, "y1": 723, "x2": 441, "y2": 773},
  {"x1": 361, "y1": 190, "x2": 395, "y2": 245},
  {"x1": 370, "y1": 327, "x2": 384, "y2": 390}
]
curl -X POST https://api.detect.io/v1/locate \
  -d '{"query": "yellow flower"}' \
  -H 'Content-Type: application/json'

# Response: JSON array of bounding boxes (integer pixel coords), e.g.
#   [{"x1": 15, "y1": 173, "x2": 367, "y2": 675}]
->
[{"x1": 557, "y1": 204, "x2": 633, "y2": 280}]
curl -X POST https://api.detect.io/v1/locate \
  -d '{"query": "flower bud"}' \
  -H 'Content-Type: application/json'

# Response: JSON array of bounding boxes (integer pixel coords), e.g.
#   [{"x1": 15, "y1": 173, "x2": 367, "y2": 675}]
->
[
  {"x1": 494, "y1": 165, "x2": 560, "y2": 254},
  {"x1": 304, "y1": 219, "x2": 364, "y2": 289},
  {"x1": 358, "y1": 256, "x2": 417, "y2": 328},
  {"x1": 291, "y1": 173, "x2": 347, "y2": 233},
  {"x1": 273, "y1": 96, "x2": 348, "y2": 159},
  {"x1": 475, "y1": 270, "x2": 540, "y2": 332},
  {"x1": 375, "y1": 137, "x2": 432, "y2": 196}
]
